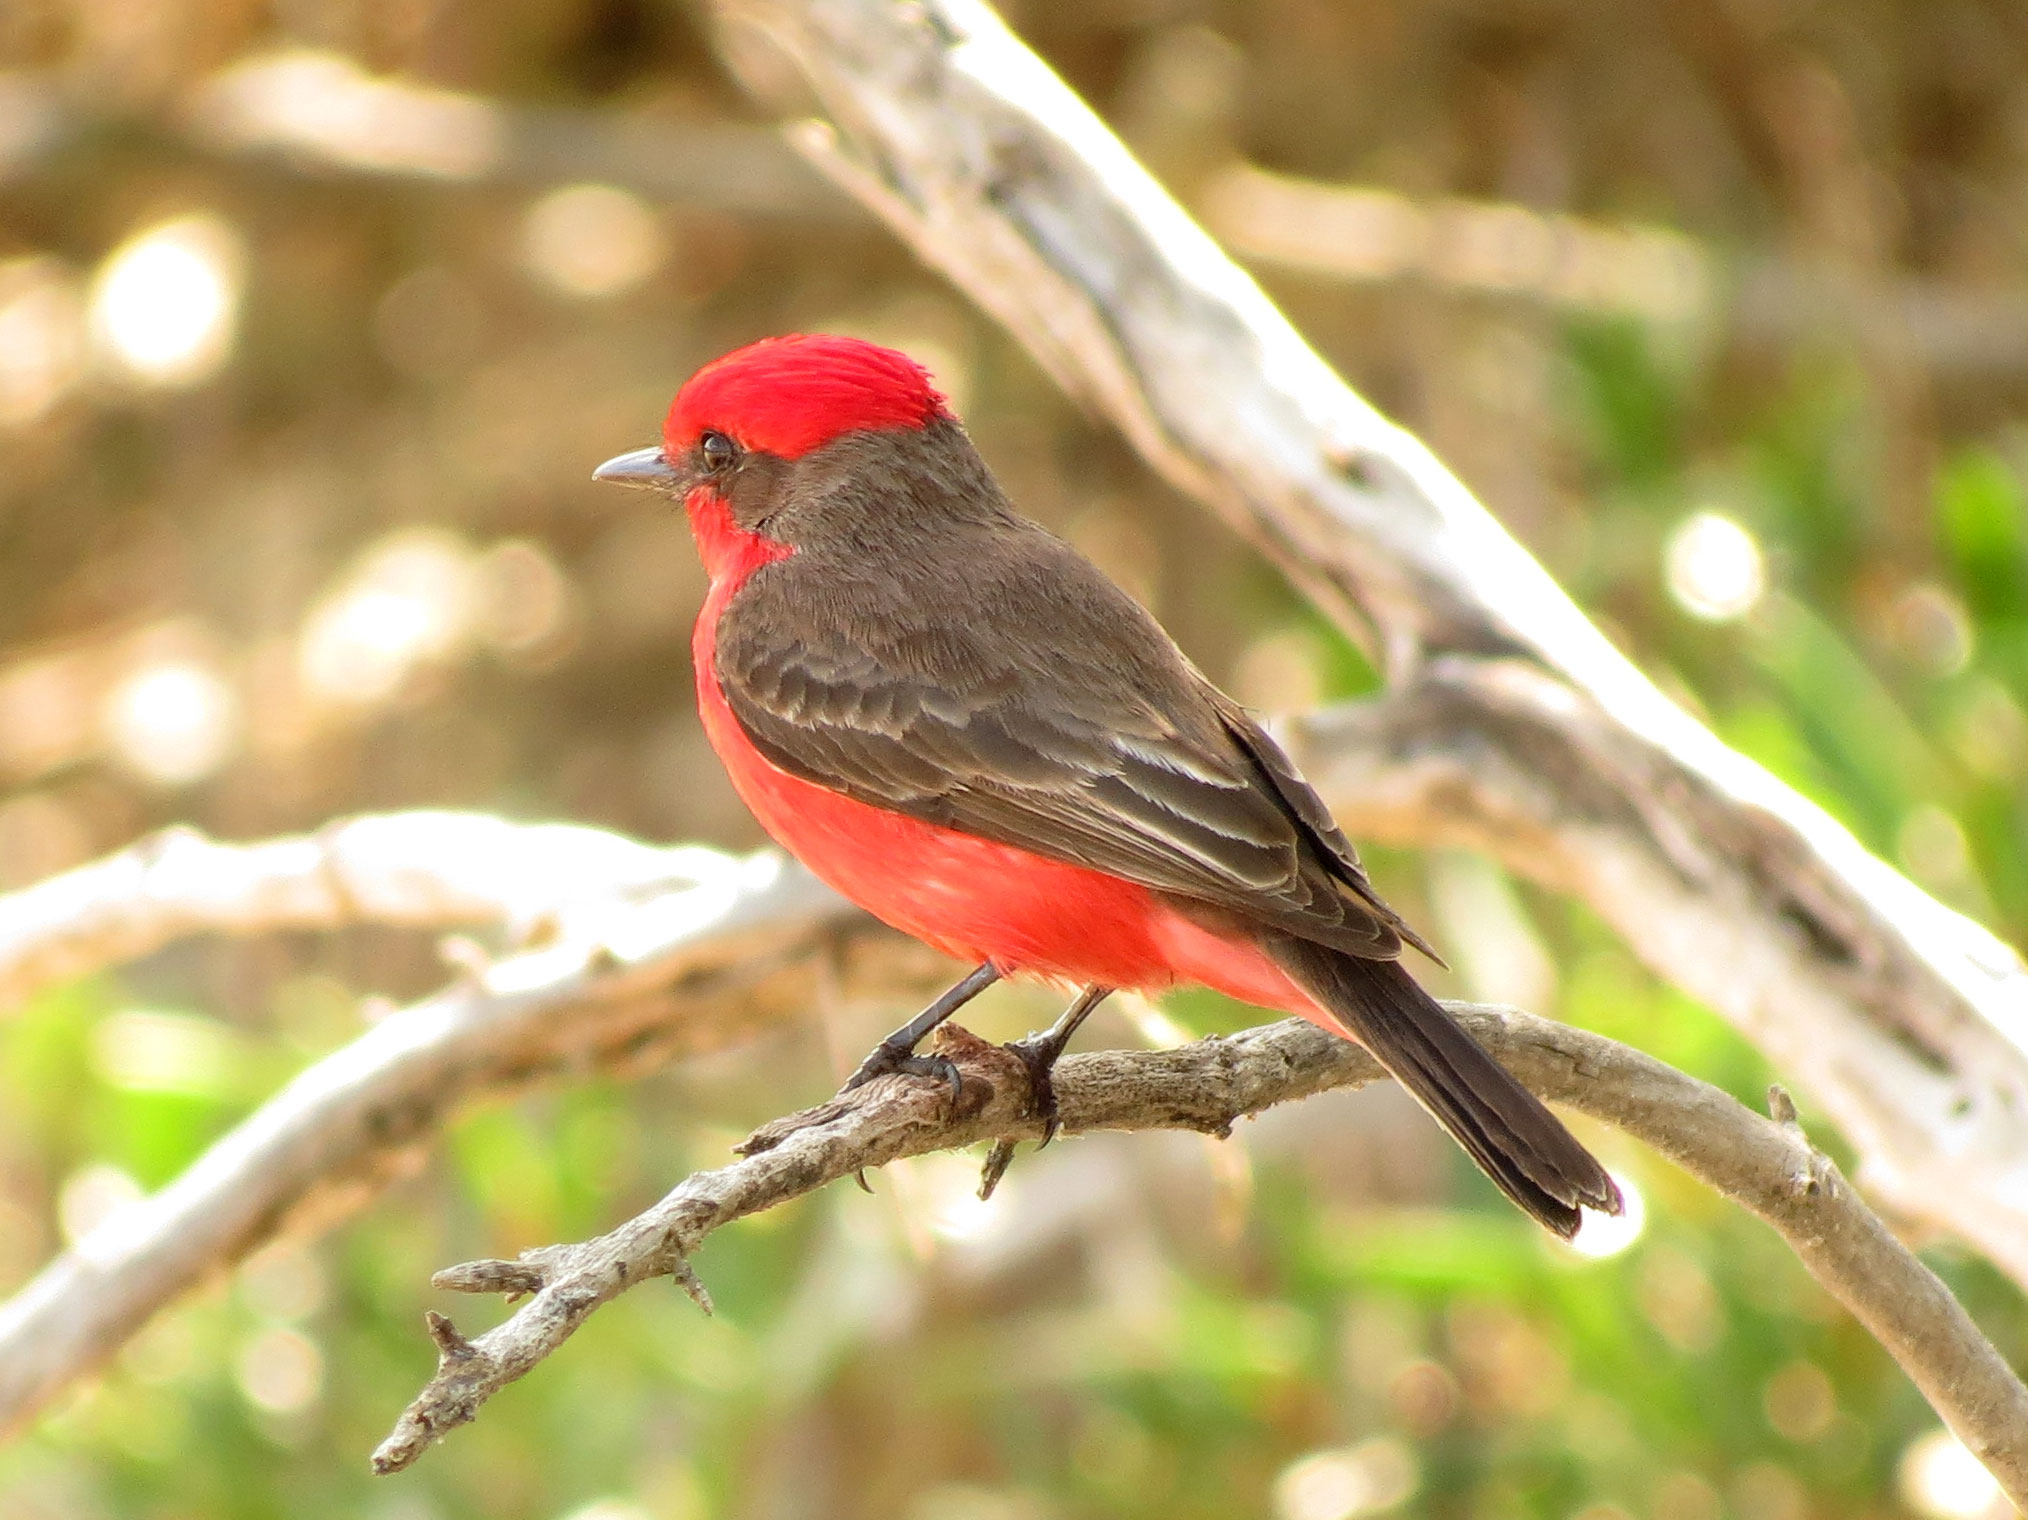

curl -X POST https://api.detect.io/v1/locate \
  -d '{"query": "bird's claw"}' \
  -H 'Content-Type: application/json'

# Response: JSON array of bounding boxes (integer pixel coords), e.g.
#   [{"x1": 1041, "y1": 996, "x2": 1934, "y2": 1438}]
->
[
  {"x1": 1001, "y1": 1031, "x2": 1070, "y2": 1147},
  {"x1": 840, "y1": 1042, "x2": 964, "y2": 1102},
  {"x1": 975, "y1": 1031, "x2": 1073, "y2": 1200}
]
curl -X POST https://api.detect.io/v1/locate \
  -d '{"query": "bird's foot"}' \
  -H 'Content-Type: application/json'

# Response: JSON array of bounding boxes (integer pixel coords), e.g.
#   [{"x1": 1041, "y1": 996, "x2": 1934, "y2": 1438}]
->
[
  {"x1": 1000, "y1": 1026, "x2": 1075, "y2": 1147},
  {"x1": 839, "y1": 1038, "x2": 964, "y2": 1103},
  {"x1": 974, "y1": 1030, "x2": 1070, "y2": 1200},
  {"x1": 974, "y1": 1024, "x2": 1087, "y2": 1201},
  {"x1": 974, "y1": 986, "x2": 1110, "y2": 1201},
  {"x1": 837, "y1": 962, "x2": 999, "y2": 1105}
]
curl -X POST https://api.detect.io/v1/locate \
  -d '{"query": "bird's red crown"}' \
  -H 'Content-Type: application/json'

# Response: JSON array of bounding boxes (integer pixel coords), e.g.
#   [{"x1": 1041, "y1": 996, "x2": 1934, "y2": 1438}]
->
[{"x1": 664, "y1": 334, "x2": 950, "y2": 462}]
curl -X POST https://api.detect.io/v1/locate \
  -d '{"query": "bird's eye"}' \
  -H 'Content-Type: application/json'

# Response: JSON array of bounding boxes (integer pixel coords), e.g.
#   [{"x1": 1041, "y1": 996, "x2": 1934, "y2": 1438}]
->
[{"x1": 699, "y1": 430, "x2": 739, "y2": 473}]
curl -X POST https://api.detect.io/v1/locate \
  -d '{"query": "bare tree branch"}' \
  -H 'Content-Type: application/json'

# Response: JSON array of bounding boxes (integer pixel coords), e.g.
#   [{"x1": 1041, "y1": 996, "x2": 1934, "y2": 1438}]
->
[
  {"x1": 0, "y1": 811, "x2": 741, "y2": 1014},
  {"x1": 1, "y1": 800, "x2": 2021, "y2": 1496},
  {"x1": 1200, "y1": 163, "x2": 2028, "y2": 378},
  {"x1": 707, "y1": 0, "x2": 2028, "y2": 1285},
  {"x1": 370, "y1": 1006, "x2": 2028, "y2": 1500},
  {"x1": 0, "y1": 843, "x2": 868, "y2": 1442}
]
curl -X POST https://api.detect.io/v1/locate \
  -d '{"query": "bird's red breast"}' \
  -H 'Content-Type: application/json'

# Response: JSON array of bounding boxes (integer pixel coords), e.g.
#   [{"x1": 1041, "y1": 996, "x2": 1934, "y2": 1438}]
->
[{"x1": 682, "y1": 478, "x2": 1309, "y2": 1013}]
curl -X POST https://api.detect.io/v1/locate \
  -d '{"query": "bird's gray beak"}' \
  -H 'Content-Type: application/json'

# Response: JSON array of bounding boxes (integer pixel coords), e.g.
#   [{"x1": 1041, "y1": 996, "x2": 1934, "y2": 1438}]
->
[{"x1": 592, "y1": 445, "x2": 680, "y2": 488}]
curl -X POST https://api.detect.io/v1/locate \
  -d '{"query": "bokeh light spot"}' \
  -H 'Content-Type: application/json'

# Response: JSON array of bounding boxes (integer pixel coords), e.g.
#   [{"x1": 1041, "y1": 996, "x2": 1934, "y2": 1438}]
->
[
  {"x1": 478, "y1": 538, "x2": 578, "y2": 661},
  {"x1": 1762, "y1": 1359, "x2": 1836, "y2": 1442},
  {"x1": 102, "y1": 659, "x2": 240, "y2": 786},
  {"x1": 1729, "y1": 1462, "x2": 1805, "y2": 1520},
  {"x1": 239, "y1": 1242, "x2": 328, "y2": 1324},
  {"x1": 893, "y1": 1152, "x2": 1000, "y2": 1245},
  {"x1": 1637, "y1": 1246, "x2": 1723, "y2": 1352},
  {"x1": 87, "y1": 213, "x2": 243, "y2": 387},
  {"x1": 521, "y1": 184, "x2": 665, "y2": 299},
  {"x1": 1899, "y1": 1429, "x2": 2003, "y2": 1520},
  {"x1": 121, "y1": 1309, "x2": 201, "y2": 1388},
  {"x1": 1665, "y1": 511, "x2": 1765, "y2": 622},
  {"x1": 1652, "y1": 1470, "x2": 1722, "y2": 1520},
  {"x1": 58, "y1": 1163, "x2": 144, "y2": 1247},
  {"x1": 298, "y1": 529, "x2": 479, "y2": 708},
  {"x1": 1567, "y1": 1170, "x2": 1646, "y2": 1259},
  {"x1": 1899, "y1": 804, "x2": 1974, "y2": 895},
  {"x1": 1386, "y1": 1358, "x2": 1460, "y2": 1436},
  {"x1": 560, "y1": 1502, "x2": 656, "y2": 1520},
  {"x1": 1889, "y1": 582, "x2": 1974, "y2": 676},
  {"x1": 196, "y1": 49, "x2": 504, "y2": 180},
  {"x1": 235, "y1": 1326, "x2": 324, "y2": 1414},
  {"x1": 1274, "y1": 1437, "x2": 1420, "y2": 1520},
  {"x1": 92, "y1": 1009, "x2": 246, "y2": 1099},
  {"x1": 902, "y1": 1485, "x2": 1048, "y2": 1520},
  {"x1": 1949, "y1": 679, "x2": 2028, "y2": 783}
]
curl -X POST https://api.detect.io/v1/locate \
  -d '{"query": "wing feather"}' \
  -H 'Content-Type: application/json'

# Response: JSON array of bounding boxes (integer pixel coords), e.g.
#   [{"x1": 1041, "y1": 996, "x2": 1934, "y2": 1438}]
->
[{"x1": 714, "y1": 527, "x2": 1420, "y2": 959}]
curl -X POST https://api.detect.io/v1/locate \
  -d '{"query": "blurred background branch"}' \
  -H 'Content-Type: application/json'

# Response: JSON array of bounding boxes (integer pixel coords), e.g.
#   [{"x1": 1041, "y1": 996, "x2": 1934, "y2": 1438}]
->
[
  {"x1": 0, "y1": 810, "x2": 743, "y2": 1009},
  {"x1": 0, "y1": 829, "x2": 864, "y2": 1444}
]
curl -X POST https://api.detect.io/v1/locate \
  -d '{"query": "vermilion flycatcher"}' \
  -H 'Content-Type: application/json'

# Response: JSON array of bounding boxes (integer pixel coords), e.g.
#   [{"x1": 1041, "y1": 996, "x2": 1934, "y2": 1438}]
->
[{"x1": 597, "y1": 334, "x2": 1618, "y2": 1237}]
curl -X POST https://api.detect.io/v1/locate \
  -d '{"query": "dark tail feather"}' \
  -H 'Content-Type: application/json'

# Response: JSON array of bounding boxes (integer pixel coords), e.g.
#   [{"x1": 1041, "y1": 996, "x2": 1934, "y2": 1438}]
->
[{"x1": 1267, "y1": 936, "x2": 1621, "y2": 1238}]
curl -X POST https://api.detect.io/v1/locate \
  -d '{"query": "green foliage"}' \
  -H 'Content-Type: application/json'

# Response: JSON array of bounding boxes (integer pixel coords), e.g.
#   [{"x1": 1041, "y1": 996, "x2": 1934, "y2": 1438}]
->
[{"x1": 1938, "y1": 451, "x2": 2028, "y2": 625}]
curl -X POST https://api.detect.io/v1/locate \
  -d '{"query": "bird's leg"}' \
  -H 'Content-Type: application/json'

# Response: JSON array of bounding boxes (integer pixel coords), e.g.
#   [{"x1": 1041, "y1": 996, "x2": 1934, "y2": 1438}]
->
[
  {"x1": 976, "y1": 984, "x2": 1114, "y2": 1200},
  {"x1": 840, "y1": 962, "x2": 1001, "y2": 1100},
  {"x1": 1003, "y1": 984, "x2": 1111, "y2": 1146}
]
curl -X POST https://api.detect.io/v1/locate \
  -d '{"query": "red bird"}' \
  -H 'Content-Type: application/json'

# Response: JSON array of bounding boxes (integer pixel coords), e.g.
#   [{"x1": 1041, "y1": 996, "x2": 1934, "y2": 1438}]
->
[{"x1": 597, "y1": 333, "x2": 1619, "y2": 1237}]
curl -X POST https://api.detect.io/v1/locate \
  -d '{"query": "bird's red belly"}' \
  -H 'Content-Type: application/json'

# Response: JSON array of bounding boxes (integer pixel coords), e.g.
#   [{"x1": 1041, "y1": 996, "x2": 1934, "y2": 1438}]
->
[{"x1": 693, "y1": 623, "x2": 1305, "y2": 1011}]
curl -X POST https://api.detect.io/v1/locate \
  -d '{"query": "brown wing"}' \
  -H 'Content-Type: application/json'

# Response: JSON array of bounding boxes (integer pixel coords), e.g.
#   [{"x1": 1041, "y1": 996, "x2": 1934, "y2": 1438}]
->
[{"x1": 713, "y1": 522, "x2": 1428, "y2": 961}]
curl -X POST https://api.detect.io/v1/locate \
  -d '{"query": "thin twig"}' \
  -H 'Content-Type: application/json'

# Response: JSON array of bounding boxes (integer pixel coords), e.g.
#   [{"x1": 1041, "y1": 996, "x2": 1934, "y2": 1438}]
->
[{"x1": 372, "y1": 1009, "x2": 2028, "y2": 1499}]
